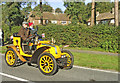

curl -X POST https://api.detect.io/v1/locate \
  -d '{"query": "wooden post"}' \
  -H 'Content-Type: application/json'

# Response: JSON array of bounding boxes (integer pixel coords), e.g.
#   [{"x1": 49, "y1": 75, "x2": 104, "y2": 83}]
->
[
  {"x1": 91, "y1": 0, "x2": 95, "y2": 26},
  {"x1": 115, "y1": 0, "x2": 119, "y2": 26}
]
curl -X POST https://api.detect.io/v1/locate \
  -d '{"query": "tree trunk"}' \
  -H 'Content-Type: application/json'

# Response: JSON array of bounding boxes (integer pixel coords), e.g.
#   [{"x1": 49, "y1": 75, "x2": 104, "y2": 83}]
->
[
  {"x1": 115, "y1": 0, "x2": 119, "y2": 26},
  {"x1": 40, "y1": 0, "x2": 43, "y2": 25},
  {"x1": 91, "y1": 0, "x2": 95, "y2": 26}
]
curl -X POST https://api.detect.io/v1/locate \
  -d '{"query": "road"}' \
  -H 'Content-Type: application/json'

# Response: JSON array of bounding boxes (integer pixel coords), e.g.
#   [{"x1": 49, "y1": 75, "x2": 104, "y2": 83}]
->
[{"x1": 0, "y1": 53, "x2": 119, "y2": 82}]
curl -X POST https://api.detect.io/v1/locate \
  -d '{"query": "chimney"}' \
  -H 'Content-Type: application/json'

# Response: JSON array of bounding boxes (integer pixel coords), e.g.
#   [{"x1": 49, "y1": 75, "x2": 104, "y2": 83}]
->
[
  {"x1": 112, "y1": 8, "x2": 114, "y2": 14},
  {"x1": 96, "y1": 12, "x2": 99, "y2": 17}
]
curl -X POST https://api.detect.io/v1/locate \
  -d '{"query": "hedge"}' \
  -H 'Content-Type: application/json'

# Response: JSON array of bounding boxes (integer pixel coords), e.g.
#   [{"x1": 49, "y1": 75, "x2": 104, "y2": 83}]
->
[
  {"x1": 2, "y1": 24, "x2": 119, "y2": 53},
  {"x1": 37, "y1": 24, "x2": 118, "y2": 53}
]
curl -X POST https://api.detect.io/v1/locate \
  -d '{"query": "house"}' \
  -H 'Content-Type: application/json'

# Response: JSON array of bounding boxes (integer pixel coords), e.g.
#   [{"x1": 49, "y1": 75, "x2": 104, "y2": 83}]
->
[
  {"x1": 87, "y1": 8, "x2": 120, "y2": 26},
  {"x1": 27, "y1": 11, "x2": 71, "y2": 25}
]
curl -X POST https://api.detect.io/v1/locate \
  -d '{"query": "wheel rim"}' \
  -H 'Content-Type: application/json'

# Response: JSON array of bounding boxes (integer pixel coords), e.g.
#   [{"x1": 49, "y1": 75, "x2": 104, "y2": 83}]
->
[
  {"x1": 40, "y1": 55, "x2": 54, "y2": 73},
  {"x1": 63, "y1": 53, "x2": 72, "y2": 67},
  {"x1": 6, "y1": 50, "x2": 15, "y2": 65}
]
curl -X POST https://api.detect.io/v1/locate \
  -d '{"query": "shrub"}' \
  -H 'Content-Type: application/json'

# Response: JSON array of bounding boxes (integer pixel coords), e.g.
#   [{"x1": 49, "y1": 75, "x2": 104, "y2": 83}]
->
[
  {"x1": 2, "y1": 23, "x2": 118, "y2": 53},
  {"x1": 37, "y1": 24, "x2": 118, "y2": 52}
]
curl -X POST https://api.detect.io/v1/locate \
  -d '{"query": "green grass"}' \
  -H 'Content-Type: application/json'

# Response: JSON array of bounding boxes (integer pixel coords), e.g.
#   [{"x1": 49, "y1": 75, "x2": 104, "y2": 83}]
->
[
  {"x1": 72, "y1": 52, "x2": 118, "y2": 71},
  {"x1": 65, "y1": 47, "x2": 116, "y2": 53}
]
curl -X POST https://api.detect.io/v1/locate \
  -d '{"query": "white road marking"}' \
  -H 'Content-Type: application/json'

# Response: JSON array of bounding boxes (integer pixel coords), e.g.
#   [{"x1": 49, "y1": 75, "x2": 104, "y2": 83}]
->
[
  {"x1": 0, "y1": 72, "x2": 29, "y2": 81},
  {"x1": 73, "y1": 65, "x2": 119, "y2": 74}
]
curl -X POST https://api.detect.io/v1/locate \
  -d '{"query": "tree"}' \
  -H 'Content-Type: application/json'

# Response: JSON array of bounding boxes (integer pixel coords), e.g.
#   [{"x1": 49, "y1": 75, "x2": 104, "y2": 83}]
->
[
  {"x1": 115, "y1": 0, "x2": 119, "y2": 26},
  {"x1": 95, "y1": 2, "x2": 114, "y2": 13},
  {"x1": 64, "y1": 1, "x2": 88, "y2": 24},
  {"x1": 34, "y1": 4, "x2": 53, "y2": 12},
  {"x1": 55, "y1": 8, "x2": 63, "y2": 13},
  {"x1": 86, "y1": 2, "x2": 114, "y2": 22},
  {"x1": 40, "y1": 0, "x2": 43, "y2": 25},
  {"x1": 21, "y1": 3, "x2": 32, "y2": 21},
  {"x1": 91, "y1": 0, "x2": 95, "y2": 26},
  {"x1": 2, "y1": 2, "x2": 24, "y2": 27}
]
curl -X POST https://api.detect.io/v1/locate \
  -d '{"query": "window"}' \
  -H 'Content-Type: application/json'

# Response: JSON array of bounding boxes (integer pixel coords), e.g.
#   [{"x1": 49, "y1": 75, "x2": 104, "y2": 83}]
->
[
  {"x1": 88, "y1": 22, "x2": 91, "y2": 25},
  {"x1": 61, "y1": 21, "x2": 66, "y2": 24},
  {"x1": 46, "y1": 20, "x2": 48, "y2": 24},
  {"x1": 38, "y1": 20, "x2": 41, "y2": 24},
  {"x1": 110, "y1": 19, "x2": 115, "y2": 24},
  {"x1": 51, "y1": 20, "x2": 57, "y2": 24},
  {"x1": 101, "y1": 20, "x2": 108, "y2": 24}
]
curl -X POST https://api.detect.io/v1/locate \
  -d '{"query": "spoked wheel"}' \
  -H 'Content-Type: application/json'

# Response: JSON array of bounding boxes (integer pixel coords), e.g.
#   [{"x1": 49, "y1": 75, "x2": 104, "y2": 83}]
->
[
  {"x1": 5, "y1": 48, "x2": 18, "y2": 67},
  {"x1": 37, "y1": 52, "x2": 58, "y2": 75},
  {"x1": 61, "y1": 50, "x2": 74, "y2": 70}
]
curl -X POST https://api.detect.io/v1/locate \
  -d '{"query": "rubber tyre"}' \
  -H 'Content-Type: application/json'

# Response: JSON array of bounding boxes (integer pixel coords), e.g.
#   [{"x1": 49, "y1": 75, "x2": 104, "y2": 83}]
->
[
  {"x1": 61, "y1": 50, "x2": 74, "y2": 70},
  {"x1": 37, "y1": 52, "x2": 58, "y2": 76},
  {"x1": 5, "y1": 48, "x2": 18, "y2": 67}
]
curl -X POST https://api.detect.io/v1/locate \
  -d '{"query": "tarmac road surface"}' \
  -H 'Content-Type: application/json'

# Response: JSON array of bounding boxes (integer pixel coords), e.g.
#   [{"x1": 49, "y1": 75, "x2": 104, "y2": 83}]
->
[{"x1": 0, "y1": 53, "x2": 119, "y2": 82}]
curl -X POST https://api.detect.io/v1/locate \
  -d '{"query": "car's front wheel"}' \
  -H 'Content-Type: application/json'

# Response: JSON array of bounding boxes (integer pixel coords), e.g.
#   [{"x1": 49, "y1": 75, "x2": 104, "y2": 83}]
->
[{"x1": 37, "y1": 52, "x2": 58, "y2": 75}]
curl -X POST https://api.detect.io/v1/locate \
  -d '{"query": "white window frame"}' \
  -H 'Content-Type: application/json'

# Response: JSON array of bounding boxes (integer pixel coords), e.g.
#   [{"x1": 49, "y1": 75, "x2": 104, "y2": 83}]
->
[
  {"x1": 61, "y1": 21, "x2": 67, "y2": 24},
  {"x1": 38, "y1": 20, "x2": 41, "y2": 24}
]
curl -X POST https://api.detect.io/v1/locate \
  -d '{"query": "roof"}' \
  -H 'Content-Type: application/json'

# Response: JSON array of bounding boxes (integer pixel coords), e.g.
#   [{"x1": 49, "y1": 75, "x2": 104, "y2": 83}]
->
[
  {"x1": 88, "y1": 12, "x2": 114, "y2": 22},
  {"x1": 29, "y1": 11, "x2": 70, "y2": 21}
]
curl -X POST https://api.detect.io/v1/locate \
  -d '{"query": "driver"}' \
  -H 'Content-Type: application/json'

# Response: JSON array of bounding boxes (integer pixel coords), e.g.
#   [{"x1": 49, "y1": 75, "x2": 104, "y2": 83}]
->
[{"x1": 18, "y1": 21, "x2": 31, "y2": 43}]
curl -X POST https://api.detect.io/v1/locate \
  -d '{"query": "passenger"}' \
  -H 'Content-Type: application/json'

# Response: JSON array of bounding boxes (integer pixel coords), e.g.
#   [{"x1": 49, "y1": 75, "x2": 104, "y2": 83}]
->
[{"x1": 29, "y1": 22, "x2": 34, "y2": 30}]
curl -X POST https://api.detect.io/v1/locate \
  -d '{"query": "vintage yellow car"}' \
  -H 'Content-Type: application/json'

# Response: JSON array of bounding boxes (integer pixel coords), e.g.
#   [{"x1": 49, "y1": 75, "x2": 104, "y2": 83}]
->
[{"x1": 5, "y1": 29, "x2": 74, "y2": 75}]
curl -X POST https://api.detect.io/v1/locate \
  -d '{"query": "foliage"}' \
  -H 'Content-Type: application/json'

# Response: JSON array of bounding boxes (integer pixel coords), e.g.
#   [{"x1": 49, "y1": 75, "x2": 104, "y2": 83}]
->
[
  {"x1": 2, "y1": 23, "x2": 21, "y2": 42},
  {"x1": 2, "y1": 24, "x2": 118, "y2": 53},
  {"x1": 21, "y1": 2, "x2": 33, "y2": 21},
  {"x1": 95, "y1": 2, "x2": 114, "y2": 13},
  {"x1": 64, "y1": 1, "x2": 115, "y2": 24},
  {"x1": 2, "y1": 2, "x2": 24, "y2": 26},
  {"x1": 55, "y1": 8, "x2": 63, "y2": 13},
  {"x1": 64, "y1": 1, "x2": 88, "y2": 24},
  {"x1": 86, "y1": 2, "x2": 114, "y2": 18},
  {"x1": 34, "y1": 4, "x2": 53, "y2": 12},
  {"x1": 36, "y1": 24, "x2": 118, "y2": 53}
]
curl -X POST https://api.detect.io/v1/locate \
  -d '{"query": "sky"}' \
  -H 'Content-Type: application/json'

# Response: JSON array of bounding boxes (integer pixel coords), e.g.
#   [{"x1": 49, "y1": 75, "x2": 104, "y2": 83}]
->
[{"x1": 31, "y1": 0, "x2": 118, "y2": 12}]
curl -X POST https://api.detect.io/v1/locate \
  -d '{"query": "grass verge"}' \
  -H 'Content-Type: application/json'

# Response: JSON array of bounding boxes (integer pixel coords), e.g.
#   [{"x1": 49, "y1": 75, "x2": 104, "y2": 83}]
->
[
  {"x1": 72, "y1": 52, "x2": 118, "y2": 71},
  {"x1": 65, "y1": 47, "x2": 117, "y2": 53}
]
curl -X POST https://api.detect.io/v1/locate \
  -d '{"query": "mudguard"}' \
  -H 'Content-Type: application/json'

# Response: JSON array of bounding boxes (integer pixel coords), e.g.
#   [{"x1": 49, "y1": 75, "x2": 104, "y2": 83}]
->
[
  {"x1": 30, "y1": 46, "x2": 50, "y2": 63},
  {"x1": 6, "y1": 46, "x2": 27, "y2": 62}
]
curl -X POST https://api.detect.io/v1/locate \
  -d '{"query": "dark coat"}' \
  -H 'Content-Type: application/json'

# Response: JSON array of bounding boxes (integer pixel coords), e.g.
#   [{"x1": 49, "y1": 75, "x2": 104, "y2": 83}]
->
[{"x1": 18, "y1": 27, "x2": 30, "y2": 41}]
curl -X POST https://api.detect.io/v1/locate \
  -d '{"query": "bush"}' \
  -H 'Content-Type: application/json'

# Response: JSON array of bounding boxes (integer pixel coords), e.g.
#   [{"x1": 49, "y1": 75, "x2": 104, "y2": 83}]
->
[
  {"x1": 2, "y1": 24, "x2": 21, "y2": 42},
  {"x1": 2, "y1": 23, "x2": 118, "y2": 53},
  {"x1": 37, "y1": 24, "x2": 118, "y2": 53}
]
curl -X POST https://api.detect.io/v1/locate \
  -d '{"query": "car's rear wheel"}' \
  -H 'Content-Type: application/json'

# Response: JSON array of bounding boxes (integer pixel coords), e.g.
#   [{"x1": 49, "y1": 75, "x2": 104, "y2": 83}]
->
[
  {"x1": 37, "y1": 52, "x2": 58, "y2": 75},
  {"x1": 61, "y1": 50, "x2": 74, "y2": 70},
  {"x1": 5, "y1": 48, "x2": 18, "y2": 67}
]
